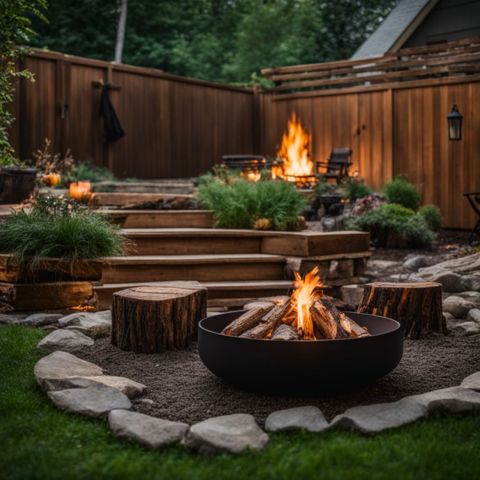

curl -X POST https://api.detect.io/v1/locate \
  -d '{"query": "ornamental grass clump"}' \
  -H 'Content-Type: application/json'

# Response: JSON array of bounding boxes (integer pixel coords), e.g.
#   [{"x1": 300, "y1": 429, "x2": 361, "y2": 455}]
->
[
  {"x1": 198, "y1": 177, "x2": 307, "y2": 230},
  {"x1": 0, "y1": 195, "x2": 125, "y2": 261}
]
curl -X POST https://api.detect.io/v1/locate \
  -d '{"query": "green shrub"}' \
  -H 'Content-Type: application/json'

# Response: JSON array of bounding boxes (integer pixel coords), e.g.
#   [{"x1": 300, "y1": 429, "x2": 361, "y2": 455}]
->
[
  {"x1": 198, "y1": 178, "x2": 307, "y2": 230},
  {"x1": 347, "y1": 203, "x2": 433, "y2": 248},
  {"x1": 67, "y1": 162, "x2": 114, "y2": 183},
  {"x1": 0, "y1": 195, "x2": 125, "y2": 260},
  {"x1": 383, "y1": 176, "x2": 421, "y2": 211},
  {"x1": 343, "y1": 179, "x2": 372, "y2": 202},
  {"x1": 314, "y1": 181, "x2": 337, "y2": 197},
  {"x1": 419, "y1": 204, "x2": 442, "y2": 231}
]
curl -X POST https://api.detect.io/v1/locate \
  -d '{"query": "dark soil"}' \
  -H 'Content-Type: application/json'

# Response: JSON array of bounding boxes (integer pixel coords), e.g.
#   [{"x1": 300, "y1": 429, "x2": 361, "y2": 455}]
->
[{"x1": 78, "y1": 332, "x2": 480, "y2": 425}]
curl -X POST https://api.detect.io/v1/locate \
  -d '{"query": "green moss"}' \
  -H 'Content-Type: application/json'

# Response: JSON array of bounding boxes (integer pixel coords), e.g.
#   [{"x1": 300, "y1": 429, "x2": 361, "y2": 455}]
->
[{"x1": 1, "y1": 325, "x2": 480, "y2": 480}]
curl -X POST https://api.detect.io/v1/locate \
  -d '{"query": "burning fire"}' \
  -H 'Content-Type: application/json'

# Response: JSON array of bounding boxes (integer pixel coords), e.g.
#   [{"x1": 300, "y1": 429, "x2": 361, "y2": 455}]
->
[
  {"x1": 272, "y1": 113, "x2": 314, "y2": 183},
  {"x1": 70, "y1": 305, "x2": 97, "y2": 312},
  {"x1": 290, "y1": 266, "x2": 324, "y2": 339}
]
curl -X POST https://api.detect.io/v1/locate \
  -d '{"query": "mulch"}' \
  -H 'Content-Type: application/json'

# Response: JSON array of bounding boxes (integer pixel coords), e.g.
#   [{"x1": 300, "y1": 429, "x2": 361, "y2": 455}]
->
[{"x1": 78, "y1": 331, "x2": 480, "y2": 425}]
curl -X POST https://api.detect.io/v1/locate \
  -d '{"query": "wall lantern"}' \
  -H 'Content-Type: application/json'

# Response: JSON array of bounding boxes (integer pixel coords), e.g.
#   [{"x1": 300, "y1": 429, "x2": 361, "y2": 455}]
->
[{"x1": 447, "y1": 104, "x2": 463, "y2": 141}]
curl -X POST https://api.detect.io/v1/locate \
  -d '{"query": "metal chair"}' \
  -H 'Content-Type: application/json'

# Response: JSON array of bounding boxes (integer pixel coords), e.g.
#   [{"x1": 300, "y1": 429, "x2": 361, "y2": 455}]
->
[
  {"x1": 316, "y1": 148, "x2": 352, "y2": 184},
  {"x1": 464, "y1": 192, "x2": 480, "y2": 243}
]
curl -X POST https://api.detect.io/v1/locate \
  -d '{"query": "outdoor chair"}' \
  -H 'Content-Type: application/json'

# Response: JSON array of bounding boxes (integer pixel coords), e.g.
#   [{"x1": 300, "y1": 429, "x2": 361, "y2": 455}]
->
[
  {"x1": 316, "y1": 148, "x2": 352, "y2": 184},
  {"x1": 464, "y1": 191, "x2": 480, "y2": 243}
]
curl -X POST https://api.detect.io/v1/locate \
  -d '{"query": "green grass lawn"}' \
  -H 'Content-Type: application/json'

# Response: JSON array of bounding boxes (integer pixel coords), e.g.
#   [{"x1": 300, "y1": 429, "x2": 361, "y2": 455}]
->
[{"x1": 1, "y1": 325, "x2": 479, "y2": 480}]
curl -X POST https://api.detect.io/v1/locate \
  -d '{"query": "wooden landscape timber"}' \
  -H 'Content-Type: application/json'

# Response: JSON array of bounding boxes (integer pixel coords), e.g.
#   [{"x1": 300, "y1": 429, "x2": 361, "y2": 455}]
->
[
  {"x1": 92, "y1": 192, "x2": 195, "y2": 207},
  {"x1": 0, "y1": 254, "x2": 103, "y2": 283},
  {"x1": 111, "y1": 282, "x2": 207, "y2": 352},
  {"x1": 0, "y1": 281, "x2": 97, "y2": 312},
  {"x1": 357, "y1": 282, "x2": 446, "y2": 339}
]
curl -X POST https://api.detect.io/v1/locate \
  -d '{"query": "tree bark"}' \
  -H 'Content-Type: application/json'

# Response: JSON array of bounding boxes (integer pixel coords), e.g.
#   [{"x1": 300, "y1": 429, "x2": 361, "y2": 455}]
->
[
  {"x1": 357, "y1": 282, "x2": 446, "y2": 339},
  {"x1": 111, "y1": 282, "x2": 207, "y2": 352},
  {"x1": 114, "y1": 0, "x2": 128, "y2": 63},
  {"x1": 240, "y1": 301, "x2": 291, "y2": 339}
]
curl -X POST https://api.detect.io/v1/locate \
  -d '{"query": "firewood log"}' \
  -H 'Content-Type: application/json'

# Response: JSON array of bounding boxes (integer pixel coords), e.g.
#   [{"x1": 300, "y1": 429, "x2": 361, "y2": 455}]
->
[
  {"x1": 338, "y1": 312, "x2": 370, "y2": 338},
  {"x1": 240, "y1": 301, "x2": 291, "y2": 339},
  {"x1": 221, "y1": 306, "x2": 273, "y2": 336},
  {"x1": 271, "y1": 324, "x2": 299, "y2": 341}
]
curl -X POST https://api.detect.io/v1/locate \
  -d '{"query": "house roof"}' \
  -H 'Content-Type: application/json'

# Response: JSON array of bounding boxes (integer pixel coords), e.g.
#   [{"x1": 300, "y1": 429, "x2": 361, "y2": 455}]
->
[{"x1": 352, "y1": 0, "x2": 439, "y2": 59}]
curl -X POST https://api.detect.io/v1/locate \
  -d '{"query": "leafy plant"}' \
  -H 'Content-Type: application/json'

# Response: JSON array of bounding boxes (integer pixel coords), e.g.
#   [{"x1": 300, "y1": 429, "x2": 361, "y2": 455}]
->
[
  {"x1": 198, "y1": 178, "x2": 307, "y2": 230},
  {"x1": 419, "y1": 204, "x2": 442, "y2": 231},
  {"x1": 0, "y1": 0, "x2": 46, "y2": 166},
  {"x1": 383, "y1": 176, "x2": 421, "y2": 211},
  {"x1": 314, "y1": 181, "x2": 337, "y2": 197},
  {"x1": 0, "y1": 195, "x2": 126, "y2": 260},
  {"x1": 347, "y1": 203, "x2": 433, "y2": 248},
  {"x1": 343, "y1": 177, "x2": 372, "y2": 202},
  {"x1": 351, "y1": 194, "x2": 384, "y2": 216},
  {"x1": 32, "y1": 138, "x2": 75, "y2": 175},
  {"x1": 67, "y1": 162, "x2": 115, "y2": 182}
]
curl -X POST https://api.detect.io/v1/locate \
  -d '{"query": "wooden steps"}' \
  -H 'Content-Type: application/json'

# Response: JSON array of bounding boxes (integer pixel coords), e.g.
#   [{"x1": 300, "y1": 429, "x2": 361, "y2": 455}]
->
[
  {"x1": 93, "y1": 192, "x2": 194, "y2": 206},
  {"x1": 101, "y1": 254, "x2": 286, "y2": 284},
  {"x1": 100, "y1": 210, "x2": 214, "y2": 228},
  {"x1": 122, "y1": 228, "x2": 370, "y2": 256}
]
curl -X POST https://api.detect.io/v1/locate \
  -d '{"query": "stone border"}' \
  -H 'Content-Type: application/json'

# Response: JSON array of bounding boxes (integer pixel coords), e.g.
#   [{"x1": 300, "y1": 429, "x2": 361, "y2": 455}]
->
[
  {"x1": 24, "y1": 309, "x2": 480, "y2": 454},
  {"x1": 1, "y1": 309, "x2": 479, "y2": 454}
]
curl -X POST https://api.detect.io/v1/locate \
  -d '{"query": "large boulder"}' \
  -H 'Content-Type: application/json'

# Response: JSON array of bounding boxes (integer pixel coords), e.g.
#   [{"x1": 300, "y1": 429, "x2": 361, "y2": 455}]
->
[
  {"x1": 184, "y1": 414, "x2": 269, "y2": 454},
  {"x1": 108, "y1": 410, "x2": 188, "y2": 448},
  {"x1": 37, "y1": 329, "x2": 94, "y2": 353},
  {"x1": 328, "y1": 399, "x2": 427, "y2": 434},
  {"x1": 34, "y1": 351, "x2": 103, "y2": 389},
  {"x1": 265, "y1": 406, "x2": 328, "y2": 433},
  {"x1": 426, "y1": 271, "x2": 465, "y2": 293},
  {"x1": 48, "y1": 384, "x2": 131, "y2": 418},
  {"x1": 443, "y1": 296, "x2": 476, "y2": 318},
  {"x1": 59, "y1": 311, "x2": 111, "y2": 338},
  {"x1": 418, "y1": 253, "x2": 480, "y2": 278}
]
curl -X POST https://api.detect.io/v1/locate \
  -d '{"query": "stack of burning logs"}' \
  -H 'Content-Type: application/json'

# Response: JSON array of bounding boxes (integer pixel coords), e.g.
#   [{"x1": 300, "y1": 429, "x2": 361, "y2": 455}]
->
[{"x1": 221, "y1": 267, "x2": 370, "y2": 341}]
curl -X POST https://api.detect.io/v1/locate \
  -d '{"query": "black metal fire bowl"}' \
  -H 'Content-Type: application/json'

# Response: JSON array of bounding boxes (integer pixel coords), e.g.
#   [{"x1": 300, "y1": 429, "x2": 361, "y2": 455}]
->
[{"x1": 198, "y1": 310, "x2": 403, "y2": 394}]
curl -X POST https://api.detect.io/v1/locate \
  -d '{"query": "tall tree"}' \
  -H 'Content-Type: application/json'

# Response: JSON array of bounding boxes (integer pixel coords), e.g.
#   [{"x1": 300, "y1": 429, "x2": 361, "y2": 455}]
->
[{"x1": 114, "y1": 0, "x2": 128, "y2": 63}]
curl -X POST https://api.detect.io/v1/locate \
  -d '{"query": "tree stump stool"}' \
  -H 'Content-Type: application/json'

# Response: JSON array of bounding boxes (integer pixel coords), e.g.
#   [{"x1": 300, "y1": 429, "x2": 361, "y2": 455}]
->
[
  {"x1": 357, "y1": 282, "x2": 446, "y2": 339},
  {"x1": 111, "y1": 281, "x2": 207, "y2": 352}
]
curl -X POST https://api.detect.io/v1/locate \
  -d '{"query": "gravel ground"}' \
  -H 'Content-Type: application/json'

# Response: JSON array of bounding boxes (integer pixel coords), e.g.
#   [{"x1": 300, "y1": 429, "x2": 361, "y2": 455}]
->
[{"x1": 78, "y1": 331, "x2": 480, "y2": 424}]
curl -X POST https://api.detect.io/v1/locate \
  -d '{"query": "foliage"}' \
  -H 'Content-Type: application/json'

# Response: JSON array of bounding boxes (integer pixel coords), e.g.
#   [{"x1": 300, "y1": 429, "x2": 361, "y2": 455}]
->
[
  {"x1": 67, "y1": 161, "x2": 115, "y2": 182},
  {"x1": 343, "y1": 177, "x2": 372, "y2": 202},
  {"x1": 0, "y1": 195, "x2": 125, "y2": 260},
  {"x1": 419, "y1": 204, "x2": 442, "y2": 232},
  {"x1": 2, "y1": 326, "x2": 480, "y2": 480},
  {"x1": 347, "y1": 203, "x2": 434, "y2": 248},
  {"x1": 383, "y1": 176, "x2": 421, "y2": 211},
  {"x1": 198, "y1": 177, "x2": 307, "y2": 230},
  {"x1": 0, "y1": 0, "x2": 46, "y2": 166},
  {"x1": 32, "y1": 138, "x2": 74, "y2": 175},
  {"x1": 314, "y1": 181, "x2": 337, "y2": 197},
  {"x1": 30, "y1": 0, "x2": 396, "y2": 84}
]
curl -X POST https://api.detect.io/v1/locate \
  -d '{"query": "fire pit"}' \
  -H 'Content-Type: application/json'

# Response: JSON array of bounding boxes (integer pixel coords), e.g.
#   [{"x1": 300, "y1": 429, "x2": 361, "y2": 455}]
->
[{"x1": 198, "y1": 268, "x2": 403, "y2": 393}]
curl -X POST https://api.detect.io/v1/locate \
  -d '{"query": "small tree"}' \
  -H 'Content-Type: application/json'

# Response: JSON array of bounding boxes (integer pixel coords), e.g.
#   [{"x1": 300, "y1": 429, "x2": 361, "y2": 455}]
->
[{"x1": 0, "y1": 0, "x2": 46, "y2": 166}]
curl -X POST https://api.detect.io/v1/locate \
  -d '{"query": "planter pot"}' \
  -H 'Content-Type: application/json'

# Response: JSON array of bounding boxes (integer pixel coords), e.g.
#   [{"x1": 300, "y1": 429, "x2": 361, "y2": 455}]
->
[{"x1": 0, "y1": 167, "x2": 37, "y2": 204}]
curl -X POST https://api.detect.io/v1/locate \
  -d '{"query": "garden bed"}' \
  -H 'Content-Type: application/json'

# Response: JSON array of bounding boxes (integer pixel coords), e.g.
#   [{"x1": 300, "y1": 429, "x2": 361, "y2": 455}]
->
[{"x1": 77, "y1": 331, "x2": 480, "y2": 425}]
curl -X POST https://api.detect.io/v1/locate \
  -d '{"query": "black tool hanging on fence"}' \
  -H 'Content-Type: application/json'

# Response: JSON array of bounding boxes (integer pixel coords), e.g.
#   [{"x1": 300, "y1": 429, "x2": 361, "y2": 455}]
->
[{"x1": 99, "y1": 83, "x2": 125, "y2": 142}]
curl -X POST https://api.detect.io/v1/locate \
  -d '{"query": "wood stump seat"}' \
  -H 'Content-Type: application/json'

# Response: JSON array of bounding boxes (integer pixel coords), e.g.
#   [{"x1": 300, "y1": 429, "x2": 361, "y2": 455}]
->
[
  {"x1": 111, "y1": 281, "x2": 207, "y2": 353},
  {"x1": 357, "y1": 282, "x2": 446, "y2": 339}
]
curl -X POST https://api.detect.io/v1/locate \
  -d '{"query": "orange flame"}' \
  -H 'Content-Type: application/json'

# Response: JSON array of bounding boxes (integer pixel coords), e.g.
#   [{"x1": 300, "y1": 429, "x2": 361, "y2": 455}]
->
[
  {"x1": 291, "y1": 266, "x2": 324, "y2": 339},
  {"x1": 272, "y1": 113, "x2": 314, "y2": 182},
  {"x1": 70, "y1": 305, "x2": 96, "y2": 312}
]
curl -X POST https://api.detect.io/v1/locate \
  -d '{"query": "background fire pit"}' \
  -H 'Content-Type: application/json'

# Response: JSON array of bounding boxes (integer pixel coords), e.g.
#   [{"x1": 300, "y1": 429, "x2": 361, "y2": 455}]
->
[{"x1": 198, "y1": 310, "x2": 403, "y2": 394}]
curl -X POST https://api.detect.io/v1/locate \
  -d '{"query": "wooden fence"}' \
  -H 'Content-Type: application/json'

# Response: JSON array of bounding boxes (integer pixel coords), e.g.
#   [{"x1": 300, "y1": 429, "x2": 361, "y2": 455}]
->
[
  {"x1": 10, "y1": 49, "x2": 256, "y2": 178},
  {"x1": 260, "y1": 37, "x2": 480, "y2": 229},
  {"x1": 9, "y1": 39, "x2": 480, "y2": 228}
]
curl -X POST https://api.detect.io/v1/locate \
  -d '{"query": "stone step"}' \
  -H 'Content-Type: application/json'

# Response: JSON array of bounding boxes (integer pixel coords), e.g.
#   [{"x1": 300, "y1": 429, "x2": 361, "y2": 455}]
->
[{"x1": 101, "y1": 254, "x2": 286, "y2": 284}]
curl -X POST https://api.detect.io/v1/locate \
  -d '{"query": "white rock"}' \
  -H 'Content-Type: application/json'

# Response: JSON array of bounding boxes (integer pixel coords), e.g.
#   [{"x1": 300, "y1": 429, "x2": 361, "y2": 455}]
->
[
  {"x1": 48, "y1": 384, "x2": 131, "y2": 417},
  {"x1": 42, "y1": 375, "x2": 146, "y2": 398},
  {"x1": 34, "y1": 351, "x2": 103, "y2": 389},
  {"x1": 329, "y1": 399, "x2": 427, "y2": 434},
  {"x1": 22, "y1": 313, "x2": 63, "y2": 326},
  {"x1": 108, "y1": 410, "x2": 188, "y2": 448},
  {"x1": 455, "y1": 291, "x2": 480, "y2": 303},
  {"x1": 462, "y1": 274, "x2": 480, "y2": 292},
  {"x1": 467, "y1": 309, "x2": 480, "y2": 324},
  {"x1": 428, "y1": 271, "x2": 465, "y2": 293},
  {"x1": 185, "y1": 414, "x2": 269, "y2": 454},
  {"x1": 452, "y1": 321, "x2": 480, "y2": 336},
  {"x1": 265, "y1": 406, "x2": 328, "y2": 432},
  {"x1": 460, "y1": 372, "x2": 480, "y2": 391},
  {"x1": 37, "y1": 329, "x2": 94, "y2": 353},
  {"x1": 59, "y1": 311, "x2": 111, "y2": 338},
  {"x1": 443, "y1": 296, "x2": 476, "y2": 318},
  {"x1": 340, "y1": 284, "x2": 365, "y2": 307},
  {"x1": 409, "y1": 387, "x2": 480, "y2": 413},
  {"x1": 403, "y1": 255, "x2": 435, "y2": 271},
  {"x1": 418, "y1": 253, "x2": 480, "y2": 277},
  {"x1": 0, "y1": 313, "x2": 27, "y2": 325}
]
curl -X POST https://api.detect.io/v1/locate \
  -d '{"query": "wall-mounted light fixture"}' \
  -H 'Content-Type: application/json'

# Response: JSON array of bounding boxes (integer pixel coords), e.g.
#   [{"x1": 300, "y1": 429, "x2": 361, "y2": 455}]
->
[{"x1": 447, "y1": 104, "x2": 463, "y2": 141}]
